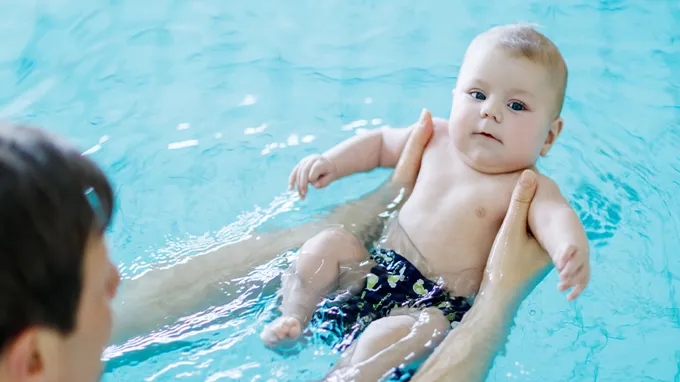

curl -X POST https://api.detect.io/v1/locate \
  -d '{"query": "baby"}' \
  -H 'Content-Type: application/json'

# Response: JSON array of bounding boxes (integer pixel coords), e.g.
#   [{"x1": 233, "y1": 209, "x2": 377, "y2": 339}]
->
[{"x1": 262, "y1": 24, "x2": 590, "y2": 378}]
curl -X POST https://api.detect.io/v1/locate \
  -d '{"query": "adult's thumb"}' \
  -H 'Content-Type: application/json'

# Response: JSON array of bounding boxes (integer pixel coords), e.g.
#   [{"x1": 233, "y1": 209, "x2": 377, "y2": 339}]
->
[
  {"x1": 502, "y1": 169, "x2": 538, "y2": 232},
  {"x1": 391, "y1": 108, "x2": 434, "y2": 187}
]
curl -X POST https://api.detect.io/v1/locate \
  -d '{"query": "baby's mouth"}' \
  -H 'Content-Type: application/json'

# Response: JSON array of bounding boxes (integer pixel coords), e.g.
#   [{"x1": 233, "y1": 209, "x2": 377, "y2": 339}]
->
[{"x1": 476, "y1": 132, "x2": 502, "y2": 143}]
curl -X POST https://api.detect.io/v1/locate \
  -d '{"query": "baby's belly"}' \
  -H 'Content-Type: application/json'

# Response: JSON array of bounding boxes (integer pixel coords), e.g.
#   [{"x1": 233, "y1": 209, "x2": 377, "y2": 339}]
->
[{"x1": 376, "y1": 213, "x2": 493, "y2": 297}]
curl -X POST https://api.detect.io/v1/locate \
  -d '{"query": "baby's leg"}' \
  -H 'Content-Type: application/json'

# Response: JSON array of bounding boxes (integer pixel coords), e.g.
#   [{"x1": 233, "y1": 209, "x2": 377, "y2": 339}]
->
[
  {"x1": 261, "y1": 227, "x2": 371, "y2": 347},
  {"x1": 327, "y1": 307, "x2": 450, "y2": 382}
]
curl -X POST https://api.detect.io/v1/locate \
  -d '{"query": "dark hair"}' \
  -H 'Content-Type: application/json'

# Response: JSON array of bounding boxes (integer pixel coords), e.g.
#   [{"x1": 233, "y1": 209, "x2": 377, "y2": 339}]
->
[{"x1": 0, "y1": 123, "x2": 114, "y2": 353}]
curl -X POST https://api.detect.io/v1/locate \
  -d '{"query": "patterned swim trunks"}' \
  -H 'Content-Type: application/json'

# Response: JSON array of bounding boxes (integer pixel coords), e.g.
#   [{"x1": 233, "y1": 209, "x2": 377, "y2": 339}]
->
[{"x1": 312, "y1": 248, "x2": 472, "y2": 352}]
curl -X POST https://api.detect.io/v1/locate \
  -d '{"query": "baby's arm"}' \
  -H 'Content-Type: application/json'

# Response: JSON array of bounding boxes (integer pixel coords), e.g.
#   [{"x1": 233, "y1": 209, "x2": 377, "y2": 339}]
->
[
  {"x1": 323, "y1": 124, "x2": 413, "y2": 179},
  {"x1": 528, "y1": 175, "x2": 590, "y2": 301},
  {"x1": 290, "y1": 110, "x2": 434, "y2": 198}
]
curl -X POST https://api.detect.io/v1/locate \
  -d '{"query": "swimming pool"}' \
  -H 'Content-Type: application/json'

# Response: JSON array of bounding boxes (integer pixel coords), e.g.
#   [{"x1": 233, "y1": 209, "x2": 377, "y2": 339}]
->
[{"x1": 1, "y1": 0, "x2": 678, "y2": 380}]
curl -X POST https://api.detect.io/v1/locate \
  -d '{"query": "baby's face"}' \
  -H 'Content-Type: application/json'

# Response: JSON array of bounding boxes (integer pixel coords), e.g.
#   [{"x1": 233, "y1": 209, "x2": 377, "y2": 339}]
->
[{"x1": 449, "y1": 45, "x2": 562, "y2": 174}]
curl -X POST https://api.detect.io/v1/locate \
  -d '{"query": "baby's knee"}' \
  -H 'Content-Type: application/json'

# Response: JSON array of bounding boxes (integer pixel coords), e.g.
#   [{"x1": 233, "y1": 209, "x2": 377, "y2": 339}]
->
[
  {"x1": 348, "y1": 316, "x2": 416, "y2": 364},
  {"x1": 416, "y1": 307, "x2": 451, "y2": 342},
  {"x1": 362, "y1": 316, "x2": 416, "y2": 349},
  {"x1": 315, "y1": 227, "x2": 361, "y2": 246},
  {"x1": 301, "y1": 227, "x2": 365, "y2": 262}
]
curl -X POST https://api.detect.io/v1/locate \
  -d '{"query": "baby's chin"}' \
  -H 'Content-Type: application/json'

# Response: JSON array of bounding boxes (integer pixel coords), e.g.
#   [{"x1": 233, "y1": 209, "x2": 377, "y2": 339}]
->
[{"x1": 456, "y1": 147, "x2": 533, "y2": 175}]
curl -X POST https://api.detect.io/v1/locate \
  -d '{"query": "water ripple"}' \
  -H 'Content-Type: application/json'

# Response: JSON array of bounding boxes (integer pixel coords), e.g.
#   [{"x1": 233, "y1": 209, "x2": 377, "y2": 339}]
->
[{"x1": 1, "y1": 0, "x2": 679, "y2": 381}]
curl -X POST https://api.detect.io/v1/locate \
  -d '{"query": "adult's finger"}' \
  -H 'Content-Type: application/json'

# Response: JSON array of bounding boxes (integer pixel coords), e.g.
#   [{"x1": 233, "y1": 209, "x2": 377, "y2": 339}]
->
[
  {"x1": 391, "y1": 108, "x2": 434, "y2": 187},
  {"x1": 500, "y1": 169, "x2": 538, "y2": 235}
]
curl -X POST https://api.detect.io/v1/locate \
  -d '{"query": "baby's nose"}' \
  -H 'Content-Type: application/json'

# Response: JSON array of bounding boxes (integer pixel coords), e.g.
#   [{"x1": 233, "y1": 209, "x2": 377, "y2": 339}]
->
[{"x1": 480, "y1": 102, "x2": 502, "y2": 123}]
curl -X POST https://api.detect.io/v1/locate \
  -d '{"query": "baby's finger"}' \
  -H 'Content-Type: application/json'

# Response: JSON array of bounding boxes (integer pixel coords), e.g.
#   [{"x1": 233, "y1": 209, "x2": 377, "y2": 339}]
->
[
  {"x1": 557, "y1": 279, "x2": 573, "y2": 292},
  {"x1": 296, "y1": 167, "x2": 306, "y2": 199},
  {"x1": 559, "y1": 259, "x2": 582, "y2": 281},
  {"x1": 567, "y1": 283, "x2": 585, "y2": 301},
  {"x1": 288, "y1": 163, "x2": 299, "y2": 190},
  {"x1": 308, "y1": 161, "x2": 325, "y2": 185},
  {"x1": 295, "y1": 160, "x2": 307, "y2": 197},
  {"x1": 314, "y1": 174, "x2": 333, "y2": 189},
  {"x1": 297, "y1": 160, "x2": 314, "y2": 198},
  {"x1": 574, "y1": 267, "x2": 590, "y2": 288},
  {"x1": 555, "y1": 250, "x2": 575, "y2": 271}
]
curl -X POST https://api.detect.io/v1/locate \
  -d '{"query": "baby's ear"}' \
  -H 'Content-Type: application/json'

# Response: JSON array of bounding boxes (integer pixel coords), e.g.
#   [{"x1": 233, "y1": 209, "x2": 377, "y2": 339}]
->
[{"x1": 540, "y1": 117, "x2": 563, "y2": 156}]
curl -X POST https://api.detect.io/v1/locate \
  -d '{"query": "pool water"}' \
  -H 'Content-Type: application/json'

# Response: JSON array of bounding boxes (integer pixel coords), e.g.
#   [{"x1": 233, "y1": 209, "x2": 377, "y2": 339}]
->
[{"x1": 1, "y1": 0, "x2": 679, "y2": 380}]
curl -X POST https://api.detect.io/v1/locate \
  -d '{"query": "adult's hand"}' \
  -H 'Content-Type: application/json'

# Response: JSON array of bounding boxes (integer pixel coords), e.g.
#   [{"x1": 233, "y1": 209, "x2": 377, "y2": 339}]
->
[
  {"x1": 479, "y1": 169, "x2": 552, "y2": 298},
  {"x1": 410, "y1": 169, "x2": 552, "y2": 382},
  {"x1": 389, "y1": 108, "x2": 434, "y2": 192}
]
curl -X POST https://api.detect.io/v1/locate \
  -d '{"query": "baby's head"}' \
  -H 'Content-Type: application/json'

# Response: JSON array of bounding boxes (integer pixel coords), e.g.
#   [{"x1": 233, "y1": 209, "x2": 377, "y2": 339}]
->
[{"x1": 449, "y1": 24, "x2": 568, "y2": 174}]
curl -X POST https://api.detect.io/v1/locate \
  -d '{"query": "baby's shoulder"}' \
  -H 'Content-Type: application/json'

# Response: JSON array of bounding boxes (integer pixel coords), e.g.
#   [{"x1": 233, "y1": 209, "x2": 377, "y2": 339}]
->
[
  {"x1": 411, "y1": 116, "x2": 450, "y2": 158},
  {"x1": 432, "y1": 117, "x2": 449, "y2": 134},
  {"x1": 515, "y1": 167, "x2": 559, "y2": 188},
  {"x1": 535, "y1": 171, "x2": 555, "y2": 185},
  {"x1": 531, "y1": 168, "x2": 557, "y2": 186},
  {"x1": 424, "y1": 117, "x2": 450, "y2": 147},
  {"x1": 497, "y1": 170, "x2": 561, "y2": 201},
  {"x1": 533, "y1": 171, "x2": 565, "y2": 200}
]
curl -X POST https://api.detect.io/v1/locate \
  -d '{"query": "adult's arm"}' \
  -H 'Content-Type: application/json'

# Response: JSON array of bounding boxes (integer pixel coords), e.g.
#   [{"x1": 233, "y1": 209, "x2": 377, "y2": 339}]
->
[
  {"x1": 410, "y1": 170, "x2": 553, "y2": 382},
  {"x1": 110, "y1": 110, "x2": 435, "y2": 345}
]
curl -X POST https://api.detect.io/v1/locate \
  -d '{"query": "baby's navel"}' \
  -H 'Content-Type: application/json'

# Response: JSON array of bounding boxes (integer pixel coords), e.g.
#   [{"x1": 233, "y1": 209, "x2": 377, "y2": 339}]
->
[{"x1": 475, "y1": 206, "x2": 486, "y2": 218}]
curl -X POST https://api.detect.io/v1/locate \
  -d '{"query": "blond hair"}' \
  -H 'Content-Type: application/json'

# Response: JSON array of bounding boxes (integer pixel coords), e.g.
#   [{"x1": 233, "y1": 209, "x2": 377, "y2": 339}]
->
[{"x1": 468, "y1": 23, "x2": 568, "y2": 116}]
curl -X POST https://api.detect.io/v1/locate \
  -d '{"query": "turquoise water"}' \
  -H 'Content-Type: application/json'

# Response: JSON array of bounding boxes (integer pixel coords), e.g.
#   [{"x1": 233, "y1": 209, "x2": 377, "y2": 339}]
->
[{"x1": 1, "y1": 0, "x2": 679, "y2": 380}]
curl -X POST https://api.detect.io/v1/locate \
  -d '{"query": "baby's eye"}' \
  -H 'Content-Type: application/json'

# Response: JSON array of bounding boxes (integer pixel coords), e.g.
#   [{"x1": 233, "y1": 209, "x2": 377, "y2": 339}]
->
[
  {"x1": 508, "y1": 102, "x2": 526, "y2": 111},
  {"x1": 470, "y1": 91, "x2": 486, "y2": 100}
]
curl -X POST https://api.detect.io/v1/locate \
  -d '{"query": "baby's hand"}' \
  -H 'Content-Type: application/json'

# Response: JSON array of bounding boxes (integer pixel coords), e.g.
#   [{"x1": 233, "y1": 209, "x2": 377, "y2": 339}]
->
[
  {"x1": 288, "y1": 154, "x2": 338, "y2": 199},
  {"x1": 554, "y1": 243, "x2": 590, "y2": 301}
]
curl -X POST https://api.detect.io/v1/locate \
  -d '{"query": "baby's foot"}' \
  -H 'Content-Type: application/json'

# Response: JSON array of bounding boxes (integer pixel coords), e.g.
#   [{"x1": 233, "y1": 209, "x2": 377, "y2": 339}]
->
[{"x1": 260, "y1": 316, "x2": 303, "y2": 347}]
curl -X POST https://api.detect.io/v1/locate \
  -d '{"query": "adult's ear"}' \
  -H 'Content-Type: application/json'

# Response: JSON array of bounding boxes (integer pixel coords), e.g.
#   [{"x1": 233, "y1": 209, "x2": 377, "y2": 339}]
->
[{"x1": 3, "y1": 328, "x2": 62, "y2": 382}]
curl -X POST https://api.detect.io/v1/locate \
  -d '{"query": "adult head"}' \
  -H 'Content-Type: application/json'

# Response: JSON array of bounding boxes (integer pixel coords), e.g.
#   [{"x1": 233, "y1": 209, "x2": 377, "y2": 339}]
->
[{"x1": 0, "y1": 124, "x2": 120, "y2": 382}]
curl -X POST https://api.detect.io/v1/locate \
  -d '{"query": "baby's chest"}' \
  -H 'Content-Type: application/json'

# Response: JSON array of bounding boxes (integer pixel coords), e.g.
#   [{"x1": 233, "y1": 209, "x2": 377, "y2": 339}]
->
[
  {"x1": 414, "y1": 137, "x2": 521, "y2": 225},
  {"x1": 442, "y1": 182, "x2": 511, "y2": 225},
  {"x1": 420, "y1": 166, "x2": 514, "y2": 222}
]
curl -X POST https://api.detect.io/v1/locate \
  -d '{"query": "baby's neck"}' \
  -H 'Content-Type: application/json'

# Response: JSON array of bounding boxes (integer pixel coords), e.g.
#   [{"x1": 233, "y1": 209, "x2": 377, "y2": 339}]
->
[{"x1": 452, "y1": 146, "x2": 537, "y2": 176}]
